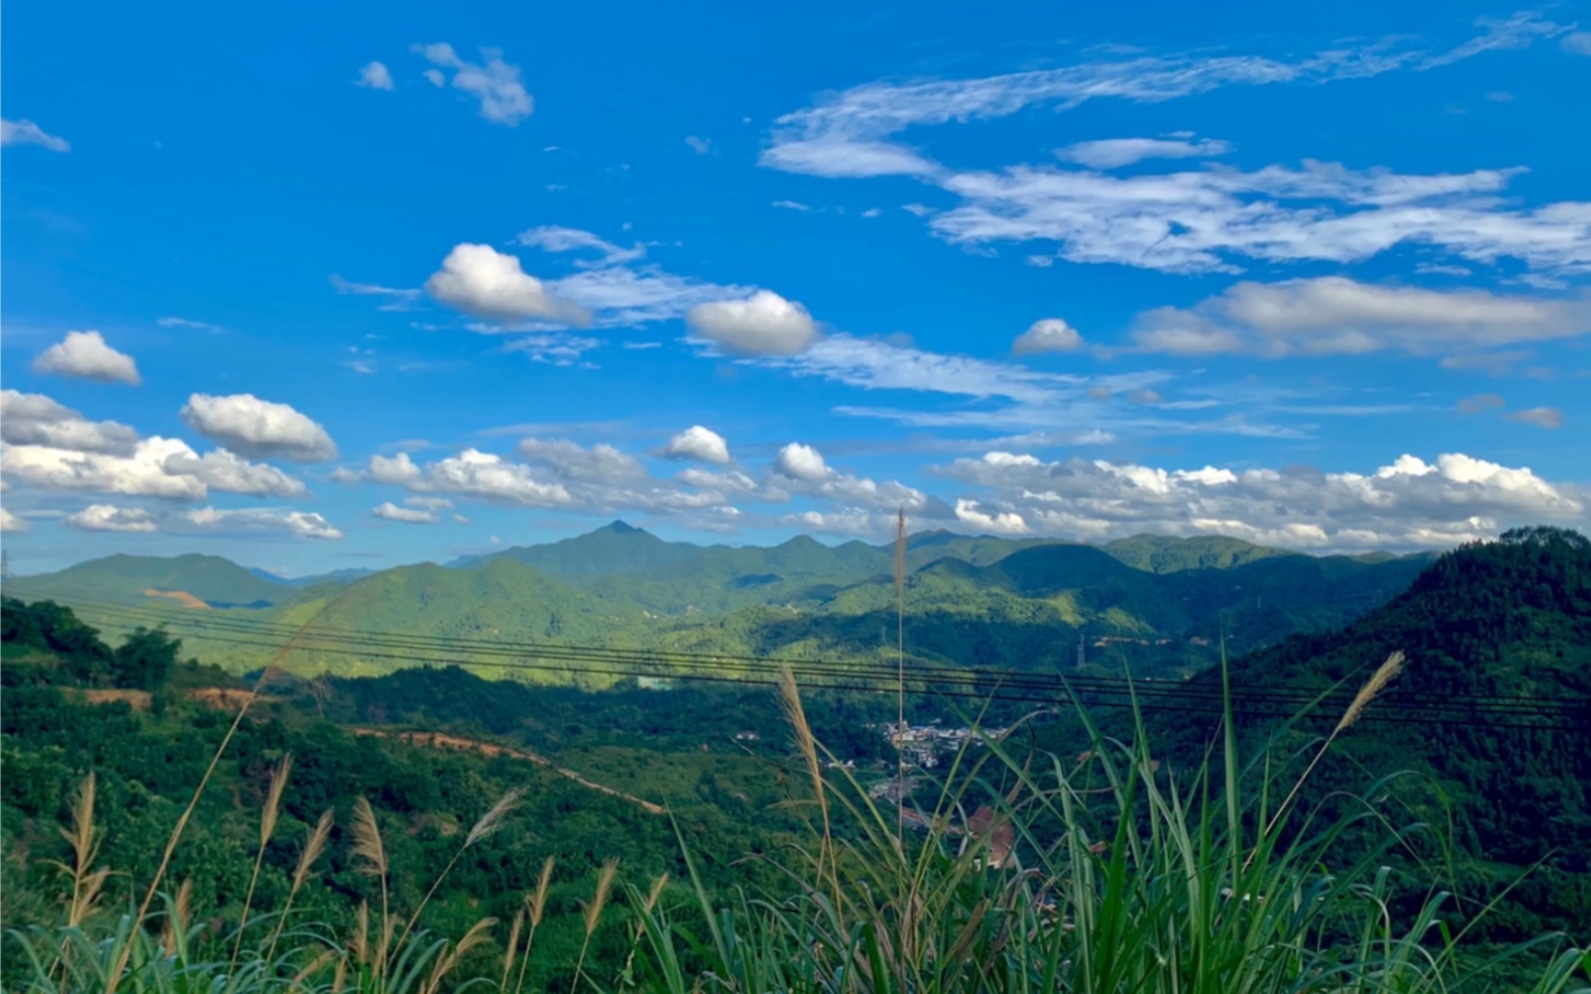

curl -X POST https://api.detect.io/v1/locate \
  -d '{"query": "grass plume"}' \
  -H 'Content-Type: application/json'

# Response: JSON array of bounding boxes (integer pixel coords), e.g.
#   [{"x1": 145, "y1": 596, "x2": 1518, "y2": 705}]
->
[
  {"x1": 1259, "y1": 650, "x2": 1407, "y2": 853},
  {"x1": 572, "y1": 859, "x2": 619, "y2": 993},
  {"x1": 231, "y1": 752, "x2": 293, "y2": 967}
]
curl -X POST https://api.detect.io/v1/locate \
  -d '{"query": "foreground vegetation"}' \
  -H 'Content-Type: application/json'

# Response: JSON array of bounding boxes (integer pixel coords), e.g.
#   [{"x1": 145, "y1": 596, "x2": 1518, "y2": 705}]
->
[
  {"x1": 3, "y1": 527, "x2": 1588, "y2": 992},
  {"x1": 4, "y1": 660, "x2": 1589, "y2": 993}
]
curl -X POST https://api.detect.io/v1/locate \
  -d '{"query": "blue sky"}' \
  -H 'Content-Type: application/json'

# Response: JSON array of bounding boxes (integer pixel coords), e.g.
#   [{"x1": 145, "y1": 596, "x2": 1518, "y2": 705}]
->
[{"x1": 4, "y1": 0, "x2": 1589, "y2": 575}]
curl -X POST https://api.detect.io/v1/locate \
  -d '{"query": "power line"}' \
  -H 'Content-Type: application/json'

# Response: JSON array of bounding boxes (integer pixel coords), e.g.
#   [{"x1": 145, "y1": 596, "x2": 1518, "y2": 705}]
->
[
  {"x1": 44, "y1": 596, "x2": 1591, "y2": 732},
  {"x1": 59, "y1": 595, "x2": 1591, "y2": 721}
]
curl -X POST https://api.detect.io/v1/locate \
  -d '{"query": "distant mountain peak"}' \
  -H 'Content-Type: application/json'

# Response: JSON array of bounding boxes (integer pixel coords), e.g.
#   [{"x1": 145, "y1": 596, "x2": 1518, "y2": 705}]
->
[{"x1": 604, "y1": 520, "x2": 642, "y2": 535}]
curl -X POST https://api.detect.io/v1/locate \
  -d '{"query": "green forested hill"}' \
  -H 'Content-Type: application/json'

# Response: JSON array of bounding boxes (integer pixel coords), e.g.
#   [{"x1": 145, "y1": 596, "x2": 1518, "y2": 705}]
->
[
  {"x1": 4, "y1": 552, "x2": 291, "y2": 608},
  {"x1": 455, "y1": 519, "x2": 712, "y2": 577},
  {"x1": 8, "y1": 526, "x2": 1431, "y2": 681},
  {"x1": 1109, "y1": 526, "x2": 1591, "y2": 938},
  {"x1": 1100, "y1": 533, "x2": 1297, "y2": 573}
]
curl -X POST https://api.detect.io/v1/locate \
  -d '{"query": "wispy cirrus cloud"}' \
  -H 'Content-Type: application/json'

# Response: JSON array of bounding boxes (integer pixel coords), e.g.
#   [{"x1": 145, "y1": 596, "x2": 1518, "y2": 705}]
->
[{"x1": 762, "y1": 14, "x2": 1590, "y2": 277}]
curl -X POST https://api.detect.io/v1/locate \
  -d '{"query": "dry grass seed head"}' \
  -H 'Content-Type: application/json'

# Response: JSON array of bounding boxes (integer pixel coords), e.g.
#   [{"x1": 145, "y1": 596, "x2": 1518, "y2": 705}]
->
[
  {"x1": 466, "y1": 788, "x2": 524, "y2": 848},
  {"x1": 584, "y1": 860, "x2": 620, "y2": 937},
  {"x1": 294, "y1": 810, "x2": 335, "y2": 892},
  {"x1": 350, "y1": 797, "x2": 388, "y2": 876},
  {"x1": 529, "y1": 856, "x2": 555, "y2": 928},
  {"x1": 1337, "y1": 651, "x2": 1406, "y2": 732},
  {"x1": 261, "y1": 754, "x2": 294, "y2": 845},
  {"x1": 644, "y1": 873, "x2": 670, "y2": 914}
]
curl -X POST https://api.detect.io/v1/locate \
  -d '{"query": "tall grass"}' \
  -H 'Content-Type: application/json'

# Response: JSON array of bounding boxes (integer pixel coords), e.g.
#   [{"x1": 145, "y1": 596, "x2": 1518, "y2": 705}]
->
[{"x1": 7, "y1": 656, "x2": 1588, "y2": 993}]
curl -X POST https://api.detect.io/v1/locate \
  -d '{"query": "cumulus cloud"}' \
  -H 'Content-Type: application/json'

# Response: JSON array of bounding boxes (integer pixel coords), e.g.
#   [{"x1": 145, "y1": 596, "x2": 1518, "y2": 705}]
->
[
  {"x1": 66, "y1": 504, "x2": 160, "y2": 533},
  {"x1": 179, "y1": 507, "x2": 343, "y2": 540},
  {"x1": 953, "y1": 498, "x2": 1029, "y2": 534},
  {"x1": 356, "y1": 61, "x2": 395, "y2": 90},
  {"x1": 363, "y1": 449, "x2": 572, "y2": 507},
  {"x1": 357, "y1": 443, "x2": 749, "y2": 518},
  {"x1": 686, "y1": 291, "x2": 819, "y2": 355},
  {"x1": 1133, "y1": 278, "x2": 1591, "y2": 358},
  {"x1": 1, "y1": 437, "x2": 306, "y2": 500},
  {"x1": 180, "y1": 393, "x2": 337, "y2": 462},
  {"x1": 773, "y1": 442, "x2": 927, "y2": 511},
  {"x1": 425, "y1": 244, "x2": 591, "y2": 325},
  {"x1": 1056, "y1": 137, "x2": 1231, "y2": 168},
  {"x1": 1, "y1": 118, "x2": 70, "y2": 152},
  {"x1": 1, "y1": 508, "x2": 29, "y2": 532},
  {"x1": 932, "y1": 449, "x2": 1584, "y2": 549},
  {"x1": 412, "y1": 43, "x2": 532, "y2": 125},
  {"x1": 161, "y1": 449, "x2": 309, "y2": 497},
  {"x1": 1, "y1": 390, "x2": 140, "y2": 455},
  {"x1": 32, "y1": 331, "x2": 141, "y2": 385},
  {"x1": 1504, "y1": 407, "x2": 1564, "y2": 429},
  {"x1": 516, "y1": 437, "x2": 646, "y2": 484},
  {"x1": 373, "y1": 501, "x2": 439, "y2": 523},
  {"x1": 1012, "y1": 318, "x2": 1085, "y2": 356},
  {"x1": 774, "y1": 443, "x2": 828, "y2": 481},
  {"x1": 662, "y1": 426, "x2": 731, "y2": 464}
]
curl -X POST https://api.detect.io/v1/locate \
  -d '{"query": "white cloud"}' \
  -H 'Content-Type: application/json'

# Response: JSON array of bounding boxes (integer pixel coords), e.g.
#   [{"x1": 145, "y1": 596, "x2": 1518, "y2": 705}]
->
[
  {"x1": 1056, "y1": 137, "x2": 1231, "y2": 168},
  {"x1": 1, "y1": 508, "x2": 29, "y2": 532},
  {"x1": 763, "y1": 20, "x2": 1590, "y2": 278},
  {"x1": 356, "y1": 61, "x2": 395, "y2": 90},
  {"x1": 772, "y1": 199, "x2": 812, "y2": 211},
  {"x1": 1, "y1": 118, "x2": 69, "y2": 152},
  {"x1": 552, "y1": 266, "x2": 752, "y2": 327},
  {"x1": 764, "y1": 15, "x2": 1567, "y2": 180},
  {"x1": 515, "y1": 226, "x2": 644, "y2": 266},
  {"x1": 161, "y1": 448, "x2": 309, "y2": 497},
  {"x1": 369, "y1": 449, "x2": 572, "y2": 507},
  {"x1": 953, "y1": 498, "x2": 1028, "y2": 534},
  {"x1": 2, "y1": 437, "x2": 304, "y2": 500},
  {"x1": 1012, "y1": 318, "x2": 1085, "y2": 356},
  {"x1": 686, "y1": 290, "x2": 819, "y2": 356},
  {"x1": 503, "y1": 333, "x2": 602, "y2": 366},
  {"x1": 508, "y1": 225, "x2": 755, "y2": 328},
  {"x1": 156, "y1": 316, "x2": 223, "y2": 332},
  {"x1": 411, "y1": 43, "x2": 532, "y2": 125},
  {"x1": 373, "y1": 501, "x2": 438, "y2": 523},
  {"x1": 932, "y1": 449, "x2": 1585, "y2": 549},
  {"x1": 1456, "y1": 393, "x2": 1505, "y2": 414},
  {"x1": 1, "y1": 390, "x2": 139, "y2": 455},
  {"x1": 405, "y1": 496, "x2": 454, "y2": 511},
  {"x1": 32, "y1": 331, "x2": 141, "y2": 385},
  {"x1": 662, "y1": 426, "x2": 731, "y2": 464},
  {"x1": 685, "y1": 135, "x2": 713, "y2": 155},
  {"x1": 760, "y1": 333, "x2": 1075, "y2": 404},
  {"x1": 1565, "y1": 31, "x2": 1591, "y2": 55},
  {"x1": 516, "y1": 437, "x2": 646, "y2": 484},
  {"x1": 773, "y1": 442, "x2": 926, "y2": 511},
  {"x1": 1133, "y1": 277, "x2": 1591, "y2": 358},
  {"x1": 66, "y1": 504, "x2": 160, "y2": 533},
  {"x1": 775, "y1": 443, "x2": 828, "y2": 481},
  {"x1": 331, "y1": 274, "x2": 422, "y2": 310},
  {"x1": 931, "y1": 161, "x2": 1591, "y2": 276},
  {"x1": 1504, "y1": 407, "x2": 1564, "y2": 429},
  {"x1": 425, "y1": 244, "x2": 591, "y2": 325},
  {"x1": 180, "y1": 507, "x2": 344, "y2": 540},
  {"x1": 180, "y1": 393, "x2": 338, "y2": 462}
]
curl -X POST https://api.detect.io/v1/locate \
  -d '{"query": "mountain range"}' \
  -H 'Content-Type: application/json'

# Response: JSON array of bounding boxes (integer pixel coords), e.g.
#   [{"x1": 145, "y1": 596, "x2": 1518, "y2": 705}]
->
[{"x1": 5, "y1": 523, "x2": 1439, "y2": 681}]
